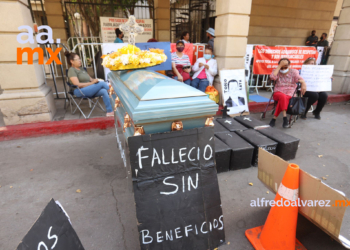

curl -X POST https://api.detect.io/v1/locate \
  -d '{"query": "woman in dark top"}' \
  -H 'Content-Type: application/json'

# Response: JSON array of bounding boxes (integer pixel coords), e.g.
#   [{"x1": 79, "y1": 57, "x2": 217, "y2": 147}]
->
[
  {"x1": 65, "y1": 51, "x2": 113, "y2": 116},
  {"x1": 301, "y1": 58, "x2": 329, "y2": 120}
]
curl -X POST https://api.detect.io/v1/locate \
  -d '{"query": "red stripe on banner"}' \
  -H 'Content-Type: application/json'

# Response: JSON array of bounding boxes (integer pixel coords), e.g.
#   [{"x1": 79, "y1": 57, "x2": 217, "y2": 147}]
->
[{"x1": 253, "y1": 46, "x2": 319, "y2": 75}]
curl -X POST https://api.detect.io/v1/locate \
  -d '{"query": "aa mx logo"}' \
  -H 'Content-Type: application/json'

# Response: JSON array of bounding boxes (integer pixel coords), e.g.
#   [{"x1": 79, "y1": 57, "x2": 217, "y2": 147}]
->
[{"x1": 17, "y1": 25, "x2": 62, "y2": 65}]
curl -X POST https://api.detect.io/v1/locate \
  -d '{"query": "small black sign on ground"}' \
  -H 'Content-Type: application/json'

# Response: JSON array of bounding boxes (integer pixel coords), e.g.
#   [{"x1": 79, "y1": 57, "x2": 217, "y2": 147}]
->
[
  {"x1": 17, "y1": 199, "x2": 85, "y2": 250},
  {"x1": 128, "y1": 127, "x2": 225, "y2": 250}
]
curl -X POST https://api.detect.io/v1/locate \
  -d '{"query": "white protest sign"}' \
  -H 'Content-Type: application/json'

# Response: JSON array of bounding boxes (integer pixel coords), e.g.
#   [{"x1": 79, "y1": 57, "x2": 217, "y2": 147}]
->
[
  {"x1": 101, "y1": 43, "x2": 127, "y2": 80},
  {"x1": 100, "y1": 17, "x2": 153, "y2": 43},
  {"x1": 220, "y1": 69, "x2": 249, "y2": 115},
  {"x1": 316, "y1": 47, "x2": 324, "y2": 65},
  {"x1": 300, "y1": 65, "x2": 333, "y2": 92},
  {"x1": 245, "y1": 45, "x2": 254, "y2": 83}
]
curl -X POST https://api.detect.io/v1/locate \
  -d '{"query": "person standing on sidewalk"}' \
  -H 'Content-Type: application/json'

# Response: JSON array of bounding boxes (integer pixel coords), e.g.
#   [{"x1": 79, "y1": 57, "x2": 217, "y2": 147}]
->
[
  {"x1": 305, "y1": 30, "x2": 318, "y2": 46},
  {"x1": 206, "y1": 28, "x2": 215, "y2": 52},
  {"x1": 269, "y1": 58, "x2": 307, "y2": 128},
  {"x1": 65, "y1": 52, "x2": 114, "y2": 117},
  {"x1": 300, "y1": 57, "x2": 329, "y2": 120}
]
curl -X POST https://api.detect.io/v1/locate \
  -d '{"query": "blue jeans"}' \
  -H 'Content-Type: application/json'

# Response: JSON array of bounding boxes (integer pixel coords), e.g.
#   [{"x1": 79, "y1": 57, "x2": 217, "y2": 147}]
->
[
  {"x1": 191, "y1": 78, "x2": 209, "y2": 92},
  {"x1": 74, "y1": 81, "x2": 113, "y2": 112},
  {"x1": 174, "y1": 76, "x2": 191, "y2": 86}
]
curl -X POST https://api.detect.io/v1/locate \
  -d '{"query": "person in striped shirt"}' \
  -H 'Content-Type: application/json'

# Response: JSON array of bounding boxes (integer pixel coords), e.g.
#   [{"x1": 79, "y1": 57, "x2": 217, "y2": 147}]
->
[{"x1": 171, "y1": 40, "x2": 192, "y2": 85}]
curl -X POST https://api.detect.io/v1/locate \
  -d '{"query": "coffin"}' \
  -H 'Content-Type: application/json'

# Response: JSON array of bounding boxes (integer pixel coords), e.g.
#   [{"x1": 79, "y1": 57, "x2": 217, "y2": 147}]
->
[
  {"x1": 216, "y1": 117, "x2": 248, "y2": 132},
  {"x1": 234, "y1": 115, "x2": 270, "y2": 130},
  {"x1": 216, "y1": 132, "x2": 254, "y2": 170},
  {"x1": 108, "y1": 69, "x2": 218, "y2": 139},
  {"x1": 257, "y1": 127, "x2": 300, "y2": 161},
  {"x1": 236, "y1": 129, "x2": 278, "y2": 166},
  {"x1": 214, "y1": 137, "x2": 231, "y2": 173},
  {"x1": 213, "y1": 119, "x2": 229, "y2": 134}
]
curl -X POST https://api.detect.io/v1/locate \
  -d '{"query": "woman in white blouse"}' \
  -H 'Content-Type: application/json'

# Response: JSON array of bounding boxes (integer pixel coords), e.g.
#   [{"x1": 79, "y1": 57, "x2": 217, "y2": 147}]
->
[{"x1": 191, "y1": 46, "x2": 217, "y2": 92}]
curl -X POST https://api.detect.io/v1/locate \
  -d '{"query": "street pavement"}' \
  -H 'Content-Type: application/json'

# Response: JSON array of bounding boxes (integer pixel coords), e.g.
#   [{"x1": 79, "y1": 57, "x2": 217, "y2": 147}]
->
[{"x1": 0, "y1": 103, "x2": 349, "y2": 250}]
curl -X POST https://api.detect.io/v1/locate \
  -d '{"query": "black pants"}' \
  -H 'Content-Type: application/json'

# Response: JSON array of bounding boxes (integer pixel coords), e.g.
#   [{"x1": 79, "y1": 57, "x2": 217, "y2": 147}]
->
[{"x1": 303, "y1": 91, "x2": 328, "y2": 114}]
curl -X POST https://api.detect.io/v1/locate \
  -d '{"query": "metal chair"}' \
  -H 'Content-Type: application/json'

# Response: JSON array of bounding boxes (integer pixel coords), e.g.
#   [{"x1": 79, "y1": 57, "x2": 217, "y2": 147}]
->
[
  {"x1": 65, "y1": 68, "x2": 105, "y2": 119},
  {"x1": 260, "y1": 81, "x2": 300, "y2": 128}
]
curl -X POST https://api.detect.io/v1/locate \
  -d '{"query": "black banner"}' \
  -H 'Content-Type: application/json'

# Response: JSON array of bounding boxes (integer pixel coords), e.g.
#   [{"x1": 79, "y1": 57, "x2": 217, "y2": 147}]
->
[
  {"x1": 17, "y1": 199, "x2": 84, "y2": 250},
  {"x1": 128, "y1": 127, "x2": 225, "y2": 250}
]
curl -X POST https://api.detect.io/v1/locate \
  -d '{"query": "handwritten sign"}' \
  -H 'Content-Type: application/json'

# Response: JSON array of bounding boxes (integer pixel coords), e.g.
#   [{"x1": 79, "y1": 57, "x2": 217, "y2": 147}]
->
[
  {"x1": 16, "y1": 199, "x2": 85, "y2": 250},
  {"x1": 220, "y1": 69, "x2": 249, "y2": 115},
  {"x1": 128, "y1": 127, "x2": 225, "y2": 249},
  {"x1": 100, "y1": 17, "x2": 153, "y2": 43},
  {"x1": 300, "y1": 65, "x2": 333, "y2": 92}
]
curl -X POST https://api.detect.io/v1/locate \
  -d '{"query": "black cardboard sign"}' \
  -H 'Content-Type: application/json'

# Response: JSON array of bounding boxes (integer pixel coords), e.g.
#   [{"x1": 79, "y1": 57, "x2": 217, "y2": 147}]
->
[
  {"x1": 128, "y1": 127, "x2": 225, "y2": 250},
  {"x1": 17, "y1": 199, "x2": 84, "y2": 250}
]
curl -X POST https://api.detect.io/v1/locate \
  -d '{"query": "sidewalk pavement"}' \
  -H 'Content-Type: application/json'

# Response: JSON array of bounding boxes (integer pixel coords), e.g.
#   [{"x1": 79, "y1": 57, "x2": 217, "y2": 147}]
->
[{"x1": 0, "y1": 103, "x2": 349, "y2": 250}]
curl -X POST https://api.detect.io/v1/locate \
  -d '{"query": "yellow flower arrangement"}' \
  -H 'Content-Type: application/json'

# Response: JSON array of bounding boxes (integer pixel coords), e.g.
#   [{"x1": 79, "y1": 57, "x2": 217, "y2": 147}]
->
[{"x1": 101, "y1": 44, "x2": 167, "y2": 71}]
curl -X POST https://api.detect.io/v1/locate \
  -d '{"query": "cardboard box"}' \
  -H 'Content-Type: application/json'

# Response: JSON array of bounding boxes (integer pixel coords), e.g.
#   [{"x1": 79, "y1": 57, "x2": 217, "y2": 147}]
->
[
  {"x1": 214, "y1": 119, "x2": 229, "y2": 134},
  {"x1": 214, "y1": 137, "x2": 231, "y2": 173},
  {"x1": 258, "y1": 148, "x2": 350, "y2": 249},
  {"x1": 236, "y1": 129, "x2": 278, "y2": 166},
  {"x1": 216, "y1": 118, "x2": 248, "y2": 132},
  {"x1": 257, "y1": 127, "x2": 300, "y2": 161},
  {"x1": 234, "y1": 115, "x2": 270, "y2": 130},
  {"x1": 216, "y1": 132, "x2": 254, "y2": 171}
]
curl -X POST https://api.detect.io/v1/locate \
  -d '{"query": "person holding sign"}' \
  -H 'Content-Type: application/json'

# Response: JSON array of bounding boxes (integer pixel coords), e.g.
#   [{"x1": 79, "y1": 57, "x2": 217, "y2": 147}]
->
[
  {"x1": 269, "y1": 58, "x2": 307, "y2": 128},
  {"x1": 300, "y1": 58, "x2": 329, "y2": 120},
  {"x1": 191, "y1": 46, "x2": 217, "y2": 92}
]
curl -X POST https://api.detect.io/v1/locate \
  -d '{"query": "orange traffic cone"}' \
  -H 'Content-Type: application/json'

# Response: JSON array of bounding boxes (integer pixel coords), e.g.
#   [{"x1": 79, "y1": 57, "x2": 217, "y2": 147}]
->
[{"x1": 245, "y1": 163, "x2": 307, "y2": 250}]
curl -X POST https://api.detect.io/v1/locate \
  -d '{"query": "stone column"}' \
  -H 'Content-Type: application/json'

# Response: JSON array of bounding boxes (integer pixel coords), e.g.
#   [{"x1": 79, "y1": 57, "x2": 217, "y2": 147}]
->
[
  {"x1": 328, "y1": 0, "x2": 350, "y2": 94},
  {"x1": 0, "y1": 0, "x2": 56, "y2": 125},
  {"x1": 213, "y1": 0, "x2": 252, "y2": 104},
  {"x1": 45, "y1": 0, "x2": 67, "y2": 44},
  {"x1": 154, "y1": 0, "x2": 170, "y2": 41}
]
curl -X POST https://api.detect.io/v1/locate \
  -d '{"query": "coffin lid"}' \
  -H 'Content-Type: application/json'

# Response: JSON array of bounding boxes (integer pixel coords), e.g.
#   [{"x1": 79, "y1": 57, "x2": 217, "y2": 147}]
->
[{"x1": 118, "y1": 70, "x2": 206, "y2": 101}]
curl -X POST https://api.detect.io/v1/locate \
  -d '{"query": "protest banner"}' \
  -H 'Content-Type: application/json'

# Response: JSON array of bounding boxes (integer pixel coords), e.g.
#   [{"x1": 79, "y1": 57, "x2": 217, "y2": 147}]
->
[
  {"x1": 253, "y1": 46, "x2": 318, "y2": 75},
  {"x1": 16, "y1": 199, "x2": 84, "y2": 250},
  {"x1": 128, "y1": 127, "x2": 225, "y2": 250},
  {"x1": 220, "y1": 69, "x2": 249, "y2": 115},
  {"x1": 100, "y1": 17, "x2": 153, "y2": 43},
  {"x1": 300, "y1": 65, "x2": 333, "y2": 92},
  {"x1": 245, "y1": 45, "x2": 254, "y2": 83}
]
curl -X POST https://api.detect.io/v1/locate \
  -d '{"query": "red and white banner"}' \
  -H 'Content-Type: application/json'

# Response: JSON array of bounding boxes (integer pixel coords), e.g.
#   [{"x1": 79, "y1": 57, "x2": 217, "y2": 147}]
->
[{"x1": 253, "y1": 46, "x2": 318, "y2": 75}]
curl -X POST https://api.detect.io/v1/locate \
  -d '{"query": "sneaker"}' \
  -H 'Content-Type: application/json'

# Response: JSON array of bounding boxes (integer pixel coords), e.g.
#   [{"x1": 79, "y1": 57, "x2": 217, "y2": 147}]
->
[
  {"x1": 313, "y1": 111, "x2": 321, "y2": 120},
  {"x1": 269, "y1": 119, "x2": 276, "y2": 127},
  {"x1": 106, "y1": 112, "x2": 114, "y2": 117},
  {"x1": 283, "y1": 117, "x2": 289, "y2": 128},
  {"x1": 300, "y1": 114, "x2": 307, "y2": 120}
]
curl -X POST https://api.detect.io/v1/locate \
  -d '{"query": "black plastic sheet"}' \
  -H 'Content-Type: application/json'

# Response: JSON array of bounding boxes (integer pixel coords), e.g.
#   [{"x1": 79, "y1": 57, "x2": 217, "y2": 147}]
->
[{"x1": 128, "y1": 127, "x2": 225, "y2": 250}]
